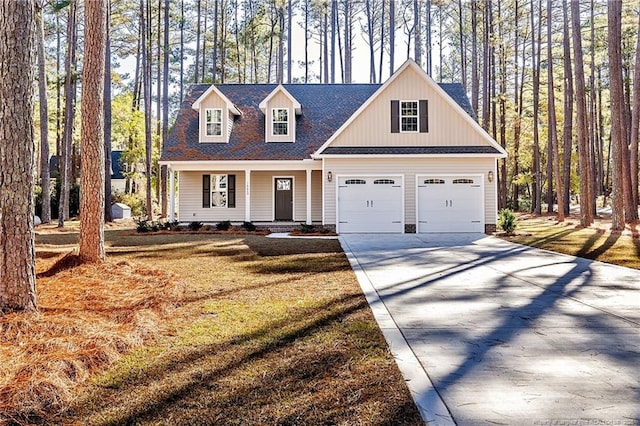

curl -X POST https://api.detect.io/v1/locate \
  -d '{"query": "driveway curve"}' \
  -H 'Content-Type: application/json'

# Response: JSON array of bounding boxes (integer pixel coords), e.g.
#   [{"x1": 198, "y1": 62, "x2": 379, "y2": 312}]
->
[{"x1": 340, "y1": 234, "x2": 640, "y2": 425}]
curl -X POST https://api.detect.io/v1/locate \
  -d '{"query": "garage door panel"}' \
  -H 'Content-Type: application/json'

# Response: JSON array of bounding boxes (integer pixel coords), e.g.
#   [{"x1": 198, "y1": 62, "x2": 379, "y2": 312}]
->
[
  {"x1": 338, "y1": 176, "x2": 403, "y2": 233},
  {"x1": 418, "y1": 176, "x2": 484, "y2": 233}
]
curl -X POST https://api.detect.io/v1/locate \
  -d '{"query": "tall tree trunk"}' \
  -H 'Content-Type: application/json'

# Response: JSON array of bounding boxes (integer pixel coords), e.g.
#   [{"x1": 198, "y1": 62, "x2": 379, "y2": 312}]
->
[
  {"x1": 104, "y1": 2, "x2": 112, "y2": 222},
  {"x1": 562, "y1": 0, "x2": 573, "y2": 216},
  {"x1": 79, "y1": 0, "x2": 106, "y2": 263},
  {"x1": 365, "y1": 0, "x2": 376, "y2": 83},
  {"x1": 530, "y1": 0, "x2": 542, "y2": 215},
  {"x1": 458, "y1": 0, "x2": 466, "y2": 90},
  {"x1": 286, "y1": 0, "x2": 292, "y2": 83},
  {"x1": 304, "y1": 0, "x2": 309, "y2": 83},
  {"x1": 548, "y1": 0, "x2": 564, "y2": 221},
  {"x1": 425, "y1": 0, "x2": 432, "y2": 75},
  {"x1": 179, "y1": 0, "x2": 184, "y2": 102},
  {"x1": 630, "y1": 8, "x2": 640, "y2": 212},
  {"x1": 213, "y1": 0, "x2": 218, "y2": 83},
  {"x1": 497, "y1": 0, "x2": 507, "y2": 210},
  {"x1": 277, "y1": 5, "x2": 284, "y2": 84},
  {"x1": 59, "y1": 0, "x2": 77, "y2": 226},
  {"x1": 571, "y1": 0, "x2": 594, "y2": 226},
  {"x1": 471, "y1": 0, "x2": 479, "y2": 115},
  {"x1": 389, "y1": 0, "x2": 395, "y2": 76},
  {"x1": 322, "y1": 2, "x2": 328, "y2": 83},
  {"x1": 512, "y1": 0, "x2": 521, "y2": 211},
  {"x1": 0, "y1": 0, "x2": 37, "y2": 313},
  {"x1": 161, "y1": 0, "x2": 169, "y2": 217},
  {"x1": 481, "y1": 1, "x2": 490, "y2": 130},
  {"x1": 609, "y1": 0, "x2": 625, "y2": 230},
  {"x1": 344, "y1": 0, "x2": 351, "y2": 83},
  {"x1": 330, "y1": 0, "x2": 336, "y2": 83},
  {"x1": 378, "y1": 0, "x2": 385, "y2": 83},
  {"x1": 36, "y1": 1, "x2": 51, "y2": 224},
  {"x1": 141, "y1": 0, "x2": 153, "y2": 220},
  {"x1": 195, "y1": 0, "x2": 201, "y2": 83},
  {"x1": 413, "y1": 0, "x2": 421, "y2": 65}
]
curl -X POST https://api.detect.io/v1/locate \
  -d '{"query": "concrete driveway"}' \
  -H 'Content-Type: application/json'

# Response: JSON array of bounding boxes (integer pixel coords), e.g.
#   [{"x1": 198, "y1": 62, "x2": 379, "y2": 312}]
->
[{"x1": 340, "y1": 234, "x2": 640, "y2": 425}]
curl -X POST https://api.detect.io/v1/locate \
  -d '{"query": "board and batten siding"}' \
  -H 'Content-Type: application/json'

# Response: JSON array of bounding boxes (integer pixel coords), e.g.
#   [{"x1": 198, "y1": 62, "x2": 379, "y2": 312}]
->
[
  {"x1": 178, "y1": 170, "x2": 321, "y2": 223},
  {"x1": 329, "y1": 66, "x2": 487, "y2": 148},
  {"x1": 323, "y1": 157, "x2": 497, "y2": 227}
]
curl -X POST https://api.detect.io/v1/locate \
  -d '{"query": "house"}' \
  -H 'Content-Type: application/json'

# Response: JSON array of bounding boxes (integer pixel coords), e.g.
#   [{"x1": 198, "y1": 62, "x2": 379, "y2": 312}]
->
[
  {"x1": 160, "y1": 60, "x2": 507, "y2": 234},
  {"x1": 49, "y1": 150, "x2": 129, "y2": 193}
]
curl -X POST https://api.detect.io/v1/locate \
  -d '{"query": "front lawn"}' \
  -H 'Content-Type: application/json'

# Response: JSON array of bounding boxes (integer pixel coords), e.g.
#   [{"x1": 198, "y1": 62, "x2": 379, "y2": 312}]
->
[
  {"x1": 501, "y1": 214, "x2": 640, "y2": 270},
  {"x1": 1, "y1": 227, "x2": 422, "y2": 425}
]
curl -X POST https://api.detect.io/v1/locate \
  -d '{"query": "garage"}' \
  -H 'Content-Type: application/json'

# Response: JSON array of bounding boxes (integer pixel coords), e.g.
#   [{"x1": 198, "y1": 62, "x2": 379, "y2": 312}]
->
[
  {"x1": 337, "y1": 176, "x2": 403, "y2": 233},
  {"x1": 417, "y1": 175, "x2": 484, "y2": 233}
]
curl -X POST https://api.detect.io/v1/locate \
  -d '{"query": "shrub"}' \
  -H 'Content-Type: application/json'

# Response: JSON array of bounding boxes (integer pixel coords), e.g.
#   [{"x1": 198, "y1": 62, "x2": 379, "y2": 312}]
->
[
  {"x1": 216, "y1": 220, "x2": 232, "y2": 231},
  {"x1": 112, "y1": 191, "x2": 146, "y2": 217},
  {"x1": 298, "y1": 223, "x2": 316, "y2": 234},
  {"x1": 136, "y1": 218, "x2": 156, "y2": 233},
  {"x1": 498, "y1": 208, "x2": 517, "y2": 234},
  {"x1": 241, "y1": 221, "x2": 256, "y2": 232},
  {"x1": 188, "y1": 221, "x2": 203, "y2": 231}
]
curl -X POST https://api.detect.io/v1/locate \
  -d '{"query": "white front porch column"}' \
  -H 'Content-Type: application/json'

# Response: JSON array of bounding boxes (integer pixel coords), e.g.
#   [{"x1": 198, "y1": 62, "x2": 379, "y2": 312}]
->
[
  {"x1": 306, "y1": 169, "x2": 312, "y2": 225},
  {"x1": 169, "y1": 168, "x2": 176, "y2": 223},
  {"x1": 245, "y1": 169, "x2": 251, "y2": 222}
]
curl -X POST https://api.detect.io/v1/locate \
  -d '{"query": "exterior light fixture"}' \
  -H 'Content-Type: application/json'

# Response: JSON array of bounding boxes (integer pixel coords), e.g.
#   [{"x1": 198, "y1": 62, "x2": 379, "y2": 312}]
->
[
  {"x1": 488, "y1": 171, "x2": 494, "y2": 183},
  {"x1": 327, "y1": 171, "x2": 333, "y2": 182}
]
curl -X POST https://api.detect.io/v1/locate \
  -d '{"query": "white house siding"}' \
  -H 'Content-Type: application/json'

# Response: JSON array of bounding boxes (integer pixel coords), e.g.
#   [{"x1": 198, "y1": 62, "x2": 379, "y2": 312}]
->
[
  {"x1": 323, "y1": 157, "x2": 497, "y2": 229},
  {"x1": 178, "y1": 171, "x2": 246, "y2": 222},
  {"x1": 329, "y1": 66, "x2": 490, "y2": 148},
  {"x1": 178, "y1": 169, "x2": 321, "y2": 223}
]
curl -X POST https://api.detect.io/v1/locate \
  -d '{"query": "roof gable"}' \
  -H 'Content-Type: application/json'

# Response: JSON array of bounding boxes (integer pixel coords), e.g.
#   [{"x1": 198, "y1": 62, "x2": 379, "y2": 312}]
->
[
  {"x1": 191, "y1": 84, "x2": 242, "y2": 116},
  {"x1": 259, "y1": 84, "x2": 302, "y2": 115},
  {"x1": 314, "y1": 59, "x2": 506, "y2": 157}
]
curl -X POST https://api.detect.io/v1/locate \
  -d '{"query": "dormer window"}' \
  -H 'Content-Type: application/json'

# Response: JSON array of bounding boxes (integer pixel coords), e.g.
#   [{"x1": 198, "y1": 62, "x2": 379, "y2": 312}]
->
[
  {"x1": 206, "y1": 108, "x2": 223, "y2": 136},
  {"x1": 272, "y1": 108, "x2": 289, "y2": 136},
  {"x1": 400, "y1": 101, "x2": 418, "y2": 132}
]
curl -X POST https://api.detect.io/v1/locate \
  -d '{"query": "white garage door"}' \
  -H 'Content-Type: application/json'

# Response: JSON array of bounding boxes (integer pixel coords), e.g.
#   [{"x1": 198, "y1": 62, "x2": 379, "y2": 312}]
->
[
  {"x1": 338, "y1": 176, "x2": 403, "y2": 233},
  {"x1": 417, "y1": 175, "x2": 484, "y2": 233}
]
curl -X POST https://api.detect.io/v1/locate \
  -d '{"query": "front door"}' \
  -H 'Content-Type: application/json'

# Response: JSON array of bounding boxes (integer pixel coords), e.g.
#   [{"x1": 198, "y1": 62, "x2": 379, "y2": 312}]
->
[{"x1": 274, "y1": 178, "x2": 293, "y2": 221}]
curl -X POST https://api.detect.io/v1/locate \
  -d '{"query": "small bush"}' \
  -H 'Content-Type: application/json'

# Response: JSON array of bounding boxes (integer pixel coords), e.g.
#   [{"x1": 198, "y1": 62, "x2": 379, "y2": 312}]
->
[
  {"x1": 241, "y1": 221, "x2": 257, "y2": 232},
  {"x1": 498, "y1": 208, "x2": 517, "y2": 234},
  {"x1": 112, "y1": 191, "x2": 146, "y2": 217},
  {"x1": 135, "y1": 218, "x2": 160, "y2": 233},
  {"x1": 216, "y1": 220, "x2": 232, "y2": 231},
  {"x1": 188, "y1": 221, "x2": 203, "y2": 231},
  {"x1": 298, "y1": 223, "x2": 316, "y2": 234}
]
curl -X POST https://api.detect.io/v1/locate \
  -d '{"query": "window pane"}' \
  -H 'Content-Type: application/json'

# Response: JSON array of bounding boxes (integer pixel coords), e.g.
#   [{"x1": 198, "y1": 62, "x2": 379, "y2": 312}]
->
[
  {"x1": 273, "y1": 122, "x2": 288, "y2": 135},
  {"x1": 273, "y1": 108, "x2": 288, "y2": 121},
  {"x1": 211, "y1": 191, "x2": 227, "y2": 207},
  {"x1": 277, "y1": 179, "x2": 291, "y2": 190},
  {"x1": 400, "y1": 101, "x2": 418, "y2": 132}
]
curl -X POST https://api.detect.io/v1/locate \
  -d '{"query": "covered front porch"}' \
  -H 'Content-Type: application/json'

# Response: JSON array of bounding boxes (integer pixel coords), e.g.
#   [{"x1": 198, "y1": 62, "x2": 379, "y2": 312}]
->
[{"x1": 163, "y1": 160, "x2": 325, "y2": 226}]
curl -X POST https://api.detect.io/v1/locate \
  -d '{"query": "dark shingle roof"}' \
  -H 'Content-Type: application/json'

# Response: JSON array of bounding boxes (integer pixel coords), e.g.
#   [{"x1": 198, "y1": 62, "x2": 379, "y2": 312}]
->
[
  {"x1": 320, "y1": 146, "x2": 502, "y2": 155},
  {"x1": 162, "y1": 83, "x2": 476, "y2": 162}
]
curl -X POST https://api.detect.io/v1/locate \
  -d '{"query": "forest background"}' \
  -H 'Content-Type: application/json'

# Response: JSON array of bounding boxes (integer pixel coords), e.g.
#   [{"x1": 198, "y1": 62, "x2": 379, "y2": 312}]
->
[{"x1": 35, "y1": 0, "x2": 640, "y2": 230}]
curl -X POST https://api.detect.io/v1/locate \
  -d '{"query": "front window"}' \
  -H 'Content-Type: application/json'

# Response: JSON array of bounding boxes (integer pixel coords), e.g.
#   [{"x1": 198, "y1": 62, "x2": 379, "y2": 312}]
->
[
  {"x1": 206, "y1": 108, "x2": 222, "y2": 136},
  {"x1": 401, "y1": 101, "x2": 418, "y2": 132},
  {"x1": 211, "y1": 174, "x2": 227, "y2": 207},
  {"x1": 272, "y1": 108, "x2": 289, "y2": 136}
]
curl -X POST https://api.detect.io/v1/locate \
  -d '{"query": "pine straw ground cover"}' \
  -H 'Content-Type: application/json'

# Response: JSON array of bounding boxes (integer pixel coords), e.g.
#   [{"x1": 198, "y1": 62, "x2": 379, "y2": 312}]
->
[
  {"x1": 1, "y1": 226, "x2": 422, "y2": 425},
  {"x1": 501, "y1": 213, "x2": 640, "y2": 270}
]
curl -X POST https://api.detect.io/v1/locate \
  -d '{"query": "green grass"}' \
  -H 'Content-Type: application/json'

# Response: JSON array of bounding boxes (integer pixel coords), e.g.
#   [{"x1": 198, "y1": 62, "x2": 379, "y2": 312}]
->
[
  {"x1": 32, "y1": 230, "x2": 423, "y2": 425},
  {"x1": 502, "y1": 215, "x2": 640, "y2": 270}
]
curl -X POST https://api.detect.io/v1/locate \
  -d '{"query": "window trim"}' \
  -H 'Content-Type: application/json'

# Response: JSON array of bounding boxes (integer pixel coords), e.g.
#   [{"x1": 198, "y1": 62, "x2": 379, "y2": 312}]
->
[
  {"x1": 205, "y1": 108, "x2": 223, "y2": 137},
  {"x1": 400, "y1": 100, "x2": 419, "y2": 133},
  {"x1": 271, "y1": 107, "x2": 289, "y2": 136},
  {"x1": 202, "y1": 173, "x2": 236, "y2": 209}
]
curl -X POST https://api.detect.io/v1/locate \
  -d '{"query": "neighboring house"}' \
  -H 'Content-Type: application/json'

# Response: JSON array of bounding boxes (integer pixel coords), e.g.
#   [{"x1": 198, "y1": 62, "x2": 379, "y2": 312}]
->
[
  {"x1": 49, "y1": 150, "x2": 128, "y2": 193},
  {"x1": 160, "y1": 59, "x2": 507, "y2": 234}
]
